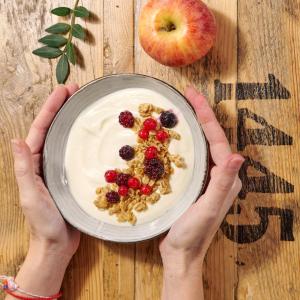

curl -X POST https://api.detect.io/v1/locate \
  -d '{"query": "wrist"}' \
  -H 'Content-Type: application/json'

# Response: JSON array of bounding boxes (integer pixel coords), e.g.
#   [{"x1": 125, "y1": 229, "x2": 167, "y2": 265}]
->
[
  {"x1": 29, "y1": 236, "x2": 74, "y2": 264},
  {"x1": 10, "y1": 240, "x2": 71, "y2": 297},
  {"x1": 163, "y1": 254, "x2": 203, "y2": 278},
  {"x1": 160, "y1": 245, "x2": 204, "y2": 277},
  {"x1": 27, "y1": 241, "x2": 71, "y2": 270},
  {"x1": 161, "y1": 251, "x2": 204, "y2": 300}
]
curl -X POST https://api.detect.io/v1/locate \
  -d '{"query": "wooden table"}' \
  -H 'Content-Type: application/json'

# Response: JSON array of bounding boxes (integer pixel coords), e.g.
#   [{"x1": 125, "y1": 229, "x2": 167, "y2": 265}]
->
[{"x1": 1, "y1": 0, "x2": 299, "y2": 299}]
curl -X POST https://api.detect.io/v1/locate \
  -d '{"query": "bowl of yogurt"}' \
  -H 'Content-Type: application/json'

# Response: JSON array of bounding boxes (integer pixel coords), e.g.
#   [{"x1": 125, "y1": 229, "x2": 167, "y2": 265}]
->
[{"x1": 43, "y1": 74, "x2": 208, "y2": 242}]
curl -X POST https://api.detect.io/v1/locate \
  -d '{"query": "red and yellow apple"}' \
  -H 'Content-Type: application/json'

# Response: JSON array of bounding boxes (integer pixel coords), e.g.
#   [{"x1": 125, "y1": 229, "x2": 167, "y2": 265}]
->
[{"x1": 138, "y1": 0, "x2": 217, "y2": 67}]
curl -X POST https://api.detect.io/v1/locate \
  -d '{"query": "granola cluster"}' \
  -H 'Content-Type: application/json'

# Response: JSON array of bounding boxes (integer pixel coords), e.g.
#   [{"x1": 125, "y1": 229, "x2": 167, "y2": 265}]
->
[{"x1": 94, "y1": 103, "x2": 186, "y2": 225}]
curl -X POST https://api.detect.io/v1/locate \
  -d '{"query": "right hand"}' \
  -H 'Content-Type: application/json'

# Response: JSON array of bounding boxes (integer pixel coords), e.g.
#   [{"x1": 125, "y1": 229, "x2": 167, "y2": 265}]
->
[{"x1": 160, "y1": 86, "x2": 244, "y2": 272}]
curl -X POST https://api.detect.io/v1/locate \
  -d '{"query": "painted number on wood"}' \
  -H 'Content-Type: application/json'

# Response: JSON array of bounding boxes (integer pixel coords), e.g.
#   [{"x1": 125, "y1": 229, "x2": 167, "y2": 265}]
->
[{"x1": 213, "y1": 74, "x2": 294, "y2": 243}]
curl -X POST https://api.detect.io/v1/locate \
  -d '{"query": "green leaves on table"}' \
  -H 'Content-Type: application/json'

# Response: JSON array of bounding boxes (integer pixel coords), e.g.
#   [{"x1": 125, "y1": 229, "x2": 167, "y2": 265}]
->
[
  {"x1": 66, "y1": 42, "x2": 76, "y2": 65},
  {"x1": 32, "y1": 2, "x2": 90, "y2": 84},
  {"x1": 72, "y1": 24, "x2": 85, "y2": 40},
  {"x1": 51, "y1": 7, "x2": 71, "y2": 16},
  {"x1": 74, "y1": 6, "x2": 89, "y2": 18},
  {"x1": 32, "y1": 47, "x2": 63, "y2": 58},
  {"x1": 38, "y1": 35, "x2": 68, "y2": 47},
  {"x1": 56, "y1": 54, "x2": 70, "y2": 84},
  {"x1": 45, "y1": 23, "x2": 71, "y2": 34},
  {"x1": 51, "y1": 6, "x2": 90, "y2": 18}
]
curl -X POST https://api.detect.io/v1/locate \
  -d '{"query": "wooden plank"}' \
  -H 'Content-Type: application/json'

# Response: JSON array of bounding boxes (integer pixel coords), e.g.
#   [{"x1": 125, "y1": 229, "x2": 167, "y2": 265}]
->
[
  {"x1": 199, "y1": 2, "x2": 239, "y2": 299},
  {"x1": 46, "y1": 1, "x2": 105, "y2": 299},
  {"x1": 235, "y1": 0, "x2": 300, "y2": 299},
  {"x1": 0, "y1": 1, "x2": 105, "y2": 300},
  {"x1": 101, "y1": 1, "x2": 135, "y2": 300},
  {"x1": 134, "y1": 1, "x2": 174, "y2": 298},
  {"x1": 0, "y1": 0, "x2": 57, "y2": 292},
  {"x1": 134, "y1": 1, "x2": 238, "y2": 299}
]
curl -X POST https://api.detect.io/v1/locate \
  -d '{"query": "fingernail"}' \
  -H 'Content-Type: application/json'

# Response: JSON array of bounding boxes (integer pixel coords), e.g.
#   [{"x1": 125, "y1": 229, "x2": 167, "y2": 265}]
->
[
  {"x1": 228, "y1": 155, "x2": 245, "y2": 171},
  {"x1": 11, "y1": 139, "x2": 22, "y2": 154}
]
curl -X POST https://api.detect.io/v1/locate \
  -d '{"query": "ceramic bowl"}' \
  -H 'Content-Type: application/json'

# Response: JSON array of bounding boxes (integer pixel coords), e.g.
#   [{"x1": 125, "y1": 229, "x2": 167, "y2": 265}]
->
[{"x1": 43, "y1": 74, "x2": 208, "y2": 242}]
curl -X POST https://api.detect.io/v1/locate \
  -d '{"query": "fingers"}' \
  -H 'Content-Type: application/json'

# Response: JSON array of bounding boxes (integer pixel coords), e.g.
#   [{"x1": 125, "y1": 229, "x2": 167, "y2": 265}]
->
[
  {"x1": 185, "y1": 86, "x2": 232, "y2": 165},
  {"x1": 199, "y1": 154, "x2": 244, "y2": 213},
  {"x1": 11, "y1": 139, "x2": 37, "y2": 200},
  {"x1": 26, "y1": 84, "x2": 79, "y2": 155},
  {"x1": 66, "y1": 83, "x2": 79, "y2": 97},
  {"x1": 26, "y1": 86, "x2": 68, "y2": 154},
  {"x1": 219, "y1": 177, "x2": 242, "y2": 217},
  {"x1": 32, "y1": 153, "x2": 42, "y2": 175}
]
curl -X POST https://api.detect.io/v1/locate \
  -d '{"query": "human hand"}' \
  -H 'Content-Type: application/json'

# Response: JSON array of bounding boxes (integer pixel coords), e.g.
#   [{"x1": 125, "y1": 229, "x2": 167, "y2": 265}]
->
[
  {"x1": 11, "y1": 84, "x2": 80, "y2": 259},
  {"x1": 160, "y1": 87, "x2": 244, "y2": 300},
  {"x1": 6, "y1": 85, "x2": 81, "y2": 299}
]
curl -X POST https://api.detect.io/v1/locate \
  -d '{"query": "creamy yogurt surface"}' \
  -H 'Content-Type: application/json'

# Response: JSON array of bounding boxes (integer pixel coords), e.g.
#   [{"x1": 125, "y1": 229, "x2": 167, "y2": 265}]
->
[{"x1": 64, "y1": 88, "x2": 194, "y2": 226}]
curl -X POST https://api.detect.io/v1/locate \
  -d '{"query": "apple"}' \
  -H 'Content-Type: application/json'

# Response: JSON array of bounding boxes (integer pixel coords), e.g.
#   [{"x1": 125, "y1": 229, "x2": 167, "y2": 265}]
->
[{"x1": 138, "y1": 0, "x2": 217, "y2": 67}]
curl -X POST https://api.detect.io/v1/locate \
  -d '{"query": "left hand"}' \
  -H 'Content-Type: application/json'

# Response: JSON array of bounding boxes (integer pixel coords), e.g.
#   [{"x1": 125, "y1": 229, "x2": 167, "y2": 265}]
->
[{"x1": 11, "y1": 84, "x2": 80, "y2": 259}]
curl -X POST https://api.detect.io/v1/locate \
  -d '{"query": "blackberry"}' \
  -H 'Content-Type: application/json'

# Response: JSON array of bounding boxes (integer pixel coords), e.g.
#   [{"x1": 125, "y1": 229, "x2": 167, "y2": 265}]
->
[
  {"x1": 144, "y1": 158, "x2": 165, "y2": 180},
  {"x1": 119, "y1": 145, "x2": 135, "y2": 161},
  {"x1": 106, "y1": 191, "x2": 120, "y2": 204},
  {"x1": 160, "y1": 111, "x2": 178, "y2": 128},
  {"x1": 116, "y1": 173, "x2": 131, "y2": 186},
  {"x1": 119, "y1": 111, "x2": 134, "y2": 128}
]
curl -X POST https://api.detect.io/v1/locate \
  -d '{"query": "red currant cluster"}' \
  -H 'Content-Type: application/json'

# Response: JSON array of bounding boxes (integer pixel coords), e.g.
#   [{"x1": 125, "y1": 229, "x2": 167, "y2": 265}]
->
[
  {"x1": 119, "y1": 110, "x2": 170, "y2": 142},
  {"x1": 104, "y1": 170, "x2": 153, "y2": 204},
  {"x1": 138, "y1": 118, "x2": 169, "y2": 142}
]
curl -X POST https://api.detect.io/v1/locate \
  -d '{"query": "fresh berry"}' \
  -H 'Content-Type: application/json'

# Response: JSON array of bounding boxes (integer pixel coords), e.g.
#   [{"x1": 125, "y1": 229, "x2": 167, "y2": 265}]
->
[
  {"x1": 118, "y1": 185, "x2": 129, "y2": 196},
  {"x1": 143, "y1": 118, "x2": 157, "y2": 131},
  {"x1": 144, "y1": 158, "x2": 165, "y2": 180},
  {"x1": 160, "y1": 111, "x2": 178, "y2": 128},
  {"x1": 119, "y1": 145, "x2": 135, "y2": 161},
  {"x1": 116, "y1": 173, "x2": 131, "y2": 186},
  {"x1": 145, "y1": 146, "x2": 158, "y2": 159},
  {"x1": 156, "y1": 130, "x2": 169, "y2": 142},
  {"x1": 140, "y1": 185, "x2": 153, "y2": 195},
  {"x1": 106, "y1": 191, "x2": 120, "y2": 204},
  {"x1": 138, "y1": 129, "x2": 149, "y2": 140},
  {"x1": 128, "y1": 177, "x2": 141, "y2": 189},
  {"x1": 119, "y1": 111, "x2": 134, "y2": 128},
  {"x1": 104, "y1": 170, "x2": 118, "y2": 183}
]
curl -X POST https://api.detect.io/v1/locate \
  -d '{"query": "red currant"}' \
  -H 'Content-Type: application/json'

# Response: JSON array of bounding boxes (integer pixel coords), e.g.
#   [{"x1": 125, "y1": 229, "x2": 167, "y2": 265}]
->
[
  {"x1": 141, "y1": 185, "x2": 153, "y2": 195},
  {"x1": 145, "y1": 146, "x2": 158, "y2": 159},
  {"x1": 138, "y1": 129, "x2": 149, "y2": 140},
  {"x1": 128, "y1": 177, "x2": 141, "y2": 189},
  {"x1": 156, "y1": 130, "x2": 169, "y2": 142},
  {"x1": 143, "y1": 118, "x2": 157, "y2": 131},
  {"x1": 118, "y1": 185, "x2": 129, "y2": 196},
  {"x1": 105, "y1": 170, "x2": 117, "y2": 183}
]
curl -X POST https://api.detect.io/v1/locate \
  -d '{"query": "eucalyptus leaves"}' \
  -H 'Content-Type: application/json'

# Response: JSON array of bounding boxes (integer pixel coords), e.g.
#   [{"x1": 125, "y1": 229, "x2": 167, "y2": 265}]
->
[{"x1": 33, "y1": 1, "x2": 89, "y2": 84}]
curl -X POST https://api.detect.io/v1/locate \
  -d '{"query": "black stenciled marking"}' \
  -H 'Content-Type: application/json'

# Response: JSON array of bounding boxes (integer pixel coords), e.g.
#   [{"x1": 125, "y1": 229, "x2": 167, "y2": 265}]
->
[
  {"x1": 214, "y1": 79, "x2": 232, "y2": 103},
  {"x1": 237, "y1": 108, "x2": 293, "y2": 150},
  {"x1": 223, "y1": 127, "x2": 234, "y2": 144},
  {"x1": 236, "y1": 74, "x2": 291, "y2": 100},
  {"x1": 239, "y1": 157, "x2": 294, "y2": 199},
  {"x1": 214, "y1": 74, "x2": 291, "y2": 103},
  {"x1": 221, "y1": 206, "x2": 295, "y2": 243}
]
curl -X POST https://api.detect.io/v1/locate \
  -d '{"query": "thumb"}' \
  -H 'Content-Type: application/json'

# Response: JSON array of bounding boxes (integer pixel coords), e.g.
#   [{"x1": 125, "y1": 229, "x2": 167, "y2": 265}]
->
[
  {"x1": 11, "y1": 139, "x2": 37, "y2": 199},
  {"x1": 199, "y1": 154, "x2": 244, "y2": 211}
]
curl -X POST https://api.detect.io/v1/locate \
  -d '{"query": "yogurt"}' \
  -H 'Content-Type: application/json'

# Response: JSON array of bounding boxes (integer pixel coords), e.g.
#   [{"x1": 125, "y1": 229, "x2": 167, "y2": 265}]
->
[{"x1": 64, "y1": 88, "x2": 195, "y2": 226}]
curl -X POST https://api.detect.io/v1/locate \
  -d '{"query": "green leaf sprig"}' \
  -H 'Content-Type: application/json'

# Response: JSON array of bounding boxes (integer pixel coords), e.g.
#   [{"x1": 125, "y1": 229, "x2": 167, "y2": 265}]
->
[{"x1": 33, "y1": 1, "x2": 89, "y2": 84}]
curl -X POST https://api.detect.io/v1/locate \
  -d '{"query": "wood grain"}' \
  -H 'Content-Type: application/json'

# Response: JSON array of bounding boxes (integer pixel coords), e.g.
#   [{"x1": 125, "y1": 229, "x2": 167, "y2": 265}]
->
[
  {"x1": 102, "y1": 1, "x2": 135, "y2": 300},
  {"x1": 1, "y1": 0, "x2": 300, "y2": 299},
  {"x1": 235, "y1": 0, "x2": 300, "y2": 299}
]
